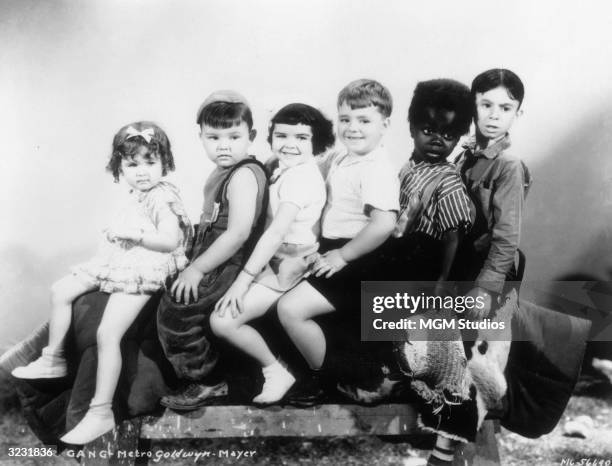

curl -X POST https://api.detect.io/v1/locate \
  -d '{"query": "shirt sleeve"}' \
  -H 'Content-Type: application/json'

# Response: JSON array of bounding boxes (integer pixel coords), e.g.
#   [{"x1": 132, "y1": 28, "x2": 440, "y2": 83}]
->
[
  {"x1": 435, "y1": 173, "x2": 473, "y2": 234},
  {"x1": 361, "y1": 159, "x2": 400, "y2": 213},
  {"x1": 145, "y1": 184, "x2": 192, "y2": 245},
  {"x1": 316, "y1": 147, "x2": 343, "y2": 180},
  {"x1": 476, "y1": 158, "x2": 524, "y2": 293},
  {"x1": 145, "y1": 187, "x2": 179, "y2": 227}
]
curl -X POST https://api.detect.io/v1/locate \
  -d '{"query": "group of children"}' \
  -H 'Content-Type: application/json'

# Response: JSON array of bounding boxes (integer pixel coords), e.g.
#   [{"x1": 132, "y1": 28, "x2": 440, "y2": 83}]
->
[{"x1": 12, "y1": 69, "x2": 528, "y2": 465}]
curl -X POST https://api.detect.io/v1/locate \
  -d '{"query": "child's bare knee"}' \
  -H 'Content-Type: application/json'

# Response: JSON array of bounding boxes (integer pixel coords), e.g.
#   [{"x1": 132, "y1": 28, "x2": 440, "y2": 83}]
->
[
  {"x1": 277, "y1": 294, "x2": 302, "y2": 318},
  {"x1": 50, "y1": 280, "x2": 72, "y2": 306},
  {"x1": 209, "y1": 313, "x2": 235, "y2": 338},
  {"x1": 277, "y1": 303, "x2": 301, "y2": 327}
]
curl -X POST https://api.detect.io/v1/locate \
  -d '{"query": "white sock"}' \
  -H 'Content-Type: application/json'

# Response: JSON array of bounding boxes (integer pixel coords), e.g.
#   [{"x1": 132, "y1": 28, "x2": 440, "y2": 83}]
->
[
  {"x1": 60, "y1": 402, "x2": 115, "y2": 445},
  {"x1": 253, "y1": 360, "x2": 295, "y2": 404}
]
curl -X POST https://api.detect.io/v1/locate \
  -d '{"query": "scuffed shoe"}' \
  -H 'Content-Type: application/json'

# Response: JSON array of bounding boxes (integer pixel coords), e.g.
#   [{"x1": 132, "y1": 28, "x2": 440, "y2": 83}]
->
[
  {"x1": 252, "y1": 361, "x2": 295, "y2": 405},
  {"x1": 60, "y1": 403, "x2": 115, "y2": 445},
  {"x1": 11, "y1": 347, "x2": 67, "y2": 379},
  {"x1": 286, "y1": 370, "x2": 328, "y2": 408},
  {"x1": 160, "y1": 381, "x2": 229, "y2": 411}
]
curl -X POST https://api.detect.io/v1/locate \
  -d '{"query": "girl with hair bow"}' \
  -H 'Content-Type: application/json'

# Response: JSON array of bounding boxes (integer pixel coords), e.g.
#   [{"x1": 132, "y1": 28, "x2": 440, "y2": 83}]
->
[{"x1": 12, "y1": 121, "x2": 192, "y2": 444}]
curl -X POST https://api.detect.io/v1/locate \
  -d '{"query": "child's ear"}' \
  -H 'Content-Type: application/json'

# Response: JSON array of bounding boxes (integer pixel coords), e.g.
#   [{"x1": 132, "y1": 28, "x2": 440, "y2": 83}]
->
[
  {"x1": 383, "y1": 117, "x2": 391, "y2": 129},
  {"x1": 249, "y1": 129, "x2": 257, "y2": 142},
  {"x1": 409, "y1": 123, "x2": 416, "y2": 138}
]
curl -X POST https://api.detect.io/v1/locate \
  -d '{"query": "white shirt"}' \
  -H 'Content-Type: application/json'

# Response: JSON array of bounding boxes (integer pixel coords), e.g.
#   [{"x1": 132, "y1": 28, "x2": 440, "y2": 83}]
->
[
  {"x1": 321, "y1": 146, "x2": 400, "y2": 239},
  {"x1": 268, "y1": 160, "x2": 326, "y2": 245}
]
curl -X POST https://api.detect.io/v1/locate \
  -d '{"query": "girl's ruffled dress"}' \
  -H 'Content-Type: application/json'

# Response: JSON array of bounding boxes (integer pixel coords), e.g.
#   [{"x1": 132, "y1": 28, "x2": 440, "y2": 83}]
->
[{"x1": 72, "y1": 181, "x2": 192, "y2": 294}]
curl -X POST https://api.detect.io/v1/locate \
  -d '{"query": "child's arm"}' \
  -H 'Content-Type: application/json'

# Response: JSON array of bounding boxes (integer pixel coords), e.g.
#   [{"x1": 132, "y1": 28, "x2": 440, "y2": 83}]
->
[
  {"x1": 468, "y1": 158, "x2": 524, "y2": 313},
  {"x1": 434, "y1": 174, "x2": 472, "y2": 295},
  {"x1": 107, "y1": 218, "x2": 181, "y2": 253},
  {"x1": 214, "y1": 202, "x2": 301, "y2": 318},
  {"x1": 314, "y1": 208, "x2": 396, "y2": 278},
  {"x1": 315, "y1": 154, "x2": 399, "y2": 278},
  {"x1": 171, "y1": 168, "x2": 259, "y2": 304},
  {"x1": 435, "y1": 229, "x2": 461, "y2": 296}
]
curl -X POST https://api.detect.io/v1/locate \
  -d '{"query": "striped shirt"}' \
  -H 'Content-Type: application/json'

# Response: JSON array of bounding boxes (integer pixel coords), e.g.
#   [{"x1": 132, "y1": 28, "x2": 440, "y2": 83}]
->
[{"x1": 398, "y1": 160, "x2": 472, "y2": 240}]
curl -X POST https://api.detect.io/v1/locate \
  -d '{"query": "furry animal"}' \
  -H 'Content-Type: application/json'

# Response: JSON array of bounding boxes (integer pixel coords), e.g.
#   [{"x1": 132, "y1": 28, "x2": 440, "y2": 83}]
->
[{"x1": 338, "y1": 290, "x2": 518, "y2": 439}]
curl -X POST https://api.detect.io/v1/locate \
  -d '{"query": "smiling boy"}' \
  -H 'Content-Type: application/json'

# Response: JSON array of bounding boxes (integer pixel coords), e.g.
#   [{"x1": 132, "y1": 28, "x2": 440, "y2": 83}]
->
[{"x1": 276, "y1": 79, "x2": 399, "y2": 405}]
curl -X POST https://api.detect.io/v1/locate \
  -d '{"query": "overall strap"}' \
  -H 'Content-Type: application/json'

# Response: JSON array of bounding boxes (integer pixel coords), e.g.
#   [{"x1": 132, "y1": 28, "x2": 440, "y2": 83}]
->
[
  {"x1": 216, "y1": 159, "x2": 266, "y2": 199},
  {"x1": 215, "y1": 158, "x2": 270, "y2": 244},
  {"x1": 212, "y1": 158, "x2": 268, "y2": 224},
  {"x1": 190, "y1": 159, "x2": 268, "y2": 260}
]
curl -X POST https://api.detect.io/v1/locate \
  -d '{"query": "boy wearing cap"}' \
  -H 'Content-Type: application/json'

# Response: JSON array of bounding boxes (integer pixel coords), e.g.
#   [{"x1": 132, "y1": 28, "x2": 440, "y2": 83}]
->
[{"x1": 157, "y1": 91, "x2": 269, "y2": 410}]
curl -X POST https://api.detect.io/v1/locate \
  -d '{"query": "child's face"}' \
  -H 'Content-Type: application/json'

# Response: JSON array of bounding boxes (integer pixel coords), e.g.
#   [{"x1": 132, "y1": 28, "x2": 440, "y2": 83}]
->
[
  {"x1": 200, "y1": 121, "x2": 255, "y2": 168},
  {"x1": 475, "y1": 86, "x2": 521, "y2": 142},
  {"x1": 271, "y1": 123, "x2": 314, "y2": 168},
  {"x1": 120, "y1": 147, "x2": 163, "y2": 192},
  {"x1": 337, "y1": 103, "x2": 389, "y2": 156},
  {"x1": 410, "y1": 107, "x2": 461, "y2": 163}
]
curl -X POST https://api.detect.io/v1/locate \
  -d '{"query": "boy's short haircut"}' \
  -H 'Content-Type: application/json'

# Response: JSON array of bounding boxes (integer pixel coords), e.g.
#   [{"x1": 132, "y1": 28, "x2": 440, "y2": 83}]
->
[
  {"x1": 196, "y1": 101, "x2": 254, "y2": 130},
  {"x1": 337, "y1": 79, "x2": 393, "y2": 118},
  {"x1": 267, "y1": 103, "x2": 335, "y2": 156},
  {"x1": 471, "y1": 68, "x2": 525, "y2": 107},
  {"x1": 408, "y1": 79, "x2": 472, "y2": 136}
]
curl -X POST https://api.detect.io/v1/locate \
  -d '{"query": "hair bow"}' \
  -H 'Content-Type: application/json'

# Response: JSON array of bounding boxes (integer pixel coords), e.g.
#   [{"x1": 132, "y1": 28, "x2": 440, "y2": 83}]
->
[{"x1": 125, "y1": 126, "x2": 155, "y2": 143}]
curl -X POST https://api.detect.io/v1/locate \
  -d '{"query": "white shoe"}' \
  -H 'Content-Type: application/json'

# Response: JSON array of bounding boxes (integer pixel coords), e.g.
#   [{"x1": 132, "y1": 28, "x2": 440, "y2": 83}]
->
[
  {"x1": 252, "y1": 361, "x2": 295, "y2": 405},
  {"x1": 60, "y1": 403, "x2": 115, "y2": 445},
  {"x1": 11, "y1": 348, "x2": 67, "y2": 379}
]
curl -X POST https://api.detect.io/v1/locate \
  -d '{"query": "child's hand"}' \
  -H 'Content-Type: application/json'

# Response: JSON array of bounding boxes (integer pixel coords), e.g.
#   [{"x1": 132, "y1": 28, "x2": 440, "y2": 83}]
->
[
  {"x1": 313, "y1": 249, "x2": 347, "y2": 278},
  {"x1": 464, "y1": 287, "x2": 494, "y2": 320},
  {"x1": 105, "y1": 227, "x2": 143, "y2": 243},
  {"x1": 392, "y1": 210, "x2": 410, "y2": 238},
  {"x1": 214, "y1": 274, "x2": 251, "y2": 319},
  {"x1": 171, "y1": 265, "x2": 204, "y2": 304}
]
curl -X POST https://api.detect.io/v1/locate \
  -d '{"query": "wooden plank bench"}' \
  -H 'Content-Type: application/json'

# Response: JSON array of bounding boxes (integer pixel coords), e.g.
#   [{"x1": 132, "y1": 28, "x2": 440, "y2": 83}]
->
[{"x1": 78, "y1": 404, "x2": 501, "y2": 465}]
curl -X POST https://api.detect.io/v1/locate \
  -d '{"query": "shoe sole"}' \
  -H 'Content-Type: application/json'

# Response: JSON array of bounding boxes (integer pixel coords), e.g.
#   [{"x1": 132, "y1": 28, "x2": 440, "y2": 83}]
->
[
  {"x1": 11, "y1": 371, "x2": 68, "y2": 380},
  {"x1": 283, "y1": 398, "x2": 328, "y2": 409}
]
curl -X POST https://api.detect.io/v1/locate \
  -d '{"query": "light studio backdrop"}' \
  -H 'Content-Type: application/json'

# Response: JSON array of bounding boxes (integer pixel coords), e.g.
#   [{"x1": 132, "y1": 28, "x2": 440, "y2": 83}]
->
[{"x1": 1, "y1": 0, "x2": 612, "y2": 347}]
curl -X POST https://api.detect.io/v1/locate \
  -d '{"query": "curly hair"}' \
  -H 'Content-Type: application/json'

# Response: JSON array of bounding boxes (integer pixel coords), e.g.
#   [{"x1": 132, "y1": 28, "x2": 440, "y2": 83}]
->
[
  {"x1": 408, "y1": 79, "x2": 472, "y2": 136},
  {"x1": 267, "y1": 103, "x2": 335, "y2": 156},
  {"x1": 106, "y1": 121, "x2": 175, "y2": 182},
  {"x1": 337, "y1": 79, "x2": 393, "y2": 118}
]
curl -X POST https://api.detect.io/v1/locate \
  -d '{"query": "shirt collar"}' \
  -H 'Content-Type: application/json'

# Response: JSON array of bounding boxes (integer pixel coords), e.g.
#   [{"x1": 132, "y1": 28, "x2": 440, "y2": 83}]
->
[
  {"x1": 270, "y1": 158, "x2": 315, "y2": 183},
  {"x1": 410, "y1": 151, "x2": 453, "y2": 168},
  {"x1": 338, "y1": 144, "x2": 387, "y2": 166},
  {"x1": 463, "y1": 134, "x2": 511, "y2": 160},
  {"x1": 133, "y1": 180, "x2": 176, "y2": 202}
]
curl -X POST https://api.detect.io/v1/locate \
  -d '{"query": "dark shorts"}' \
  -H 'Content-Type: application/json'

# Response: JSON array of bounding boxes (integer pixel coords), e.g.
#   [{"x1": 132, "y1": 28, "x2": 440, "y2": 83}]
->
[
  {"x1": 377, "y1": 231, "x2": 444, "y2": 281},
  {"x1": 307, "y1": 237, "x2": 385, "y2": 313}
]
